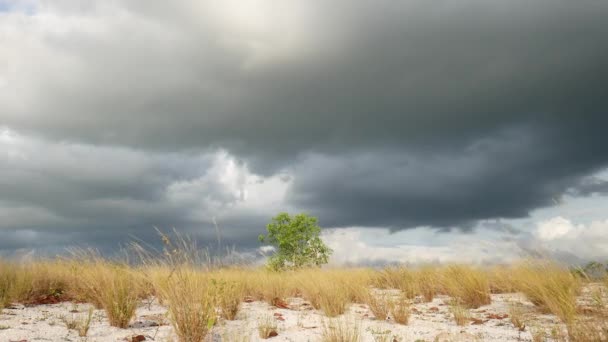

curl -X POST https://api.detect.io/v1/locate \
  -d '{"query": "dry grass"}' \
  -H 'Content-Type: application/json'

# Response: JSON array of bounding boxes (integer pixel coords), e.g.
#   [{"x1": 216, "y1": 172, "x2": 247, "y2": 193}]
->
[
  {"x1": 417, "y1": 267, "x2": 438, "y2": 302},
  {"x1": 566, "y1": 319, "x2": 608, "y2": 342},
  {"x1": 441, "y1": 265, "x2": 491, "y2": 308},
  {"x1": 374, "y1": 267, "x2": 418, "y2": 299},
  {"x1": 1, "y1": 252, "x2": 606, "y2": 342},
  {"x1": 298, "y1": 272, "x2": 351, "y2": 317},
  {"x1": 155, "y1": 268, "x2": 217, "y2": 342},
  {"x1": 0, "y1": 261, "x2": 17, "y2": 310},
  {"x1": 79, "y1": 261, "x2": 141, "y2": 328},
  {"x1": 321, "y1": 318, "x2": 361, "y2": 342},
  {"x1": 508, "y1": 303, "x2": 526, "y2": 332},
  {"x1": 365, "y1": 291, "x2": 393, "y2": 321},
  {"x1": 210, "y1": 278, "x2": 243, "y2": 320},
  {"x1": 391, "y1": 296, "x2": 410, "y2": 325},
  {"x1": 529, "y1": 325, "x2": 546, "y2": 342},
  {"x1": 512, "y1": 261, "x2": 580, "y2": 324},
  {"x1": 450, "y1": 304, "x2": 470, "y2": 326},
  {"x1": 258, "y1": 314, "x2": 279, "y2": 339},
  {"x1": 60, "y1": 308, "x2": 93, "y2": 337}
]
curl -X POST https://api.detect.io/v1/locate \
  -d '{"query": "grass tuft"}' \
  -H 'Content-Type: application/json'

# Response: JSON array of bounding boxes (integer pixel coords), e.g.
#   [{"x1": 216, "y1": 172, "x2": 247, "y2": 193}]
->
[
  {"x1": 512, "y1": 261, "x2": 580, "y2": 324},
  {"x1": 450, "y1": 304, "x2": 470, "y2": 326},
  {"x1": 321, "y1": 318, "x2": 361, "y2": 342}
]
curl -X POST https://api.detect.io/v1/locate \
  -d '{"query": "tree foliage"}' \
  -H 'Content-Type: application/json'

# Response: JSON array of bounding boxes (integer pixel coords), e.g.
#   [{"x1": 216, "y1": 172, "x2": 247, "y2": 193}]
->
[{"x1": 259, "y1": 212, "x2": 332, "y2": 271}]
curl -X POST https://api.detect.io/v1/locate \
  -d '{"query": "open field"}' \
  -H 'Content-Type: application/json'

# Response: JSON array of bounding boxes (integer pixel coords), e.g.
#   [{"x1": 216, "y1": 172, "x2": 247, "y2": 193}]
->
[{"x1": 1, "y1": 255, "x2": 608, "y2": 342}]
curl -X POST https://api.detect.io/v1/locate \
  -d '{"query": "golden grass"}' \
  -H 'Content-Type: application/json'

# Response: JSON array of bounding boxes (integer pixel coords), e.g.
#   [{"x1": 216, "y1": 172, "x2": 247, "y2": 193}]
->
[
  {"x1": 298, "y1": 271, "x2": 352, "y2": 317},
  {"x1": 441, "y1": 265, "x2": 491, "y2": 308},
  {"x1": 79, "y1": 261, "x2": 142, "y2": 328},
  {"x1": 0, "y1": 261, "x2": 17, "y2": 310},
  {"x1": 1, "y1": 253, "x2": 605, "y2": 342},
  {"x1": 450, "y1": 304, "x2": 470, "y2": 326},
  {"x1": 417, "y1": 267, "x2": 438, "y2": 302},
  {"x1": 155, "y1": 268, "x2": 217, "y2": 342},
  {"x1": 364, "y1": 290, "x2": 393, "y2": 321},
  {"x1": 257, "y1": 314, "x2": 279, "y2": 339},
  {"x1": 321, "y1": 318, "x2": 361, "y2": 342},
  {"x1": 566, "y1": 317, "x2": 608, "y2": 342},
  {"x1": 512, "y1": 261, "x2": 580, "y2": 324},
  {"x1": 391, "y1": 296, "x2": 410, "y2": 325},
  {"x1": 210, "y1": 277, "x2": 243, "y2": 320},
  {"x1": 60, "y1": 308, "x2": 93, "y2": 337},
  {"x1": 374, "y1": 267, "x2": 418, "y2": 299},
  {"x1": 508, "y1": 303, "x2": 526, "y2": 332}
]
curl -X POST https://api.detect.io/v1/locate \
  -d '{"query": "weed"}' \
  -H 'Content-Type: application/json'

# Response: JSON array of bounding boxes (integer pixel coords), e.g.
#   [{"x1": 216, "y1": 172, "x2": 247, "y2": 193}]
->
[
  {"x1": 450, "y1": 304, "x2": 470, "y2": 326},
  {"x1": 391, "y1": 297, "x2": 410, "y2": 325},
  {"x1": 322, "y1": 318, "x2": 361, "y2": 342},
  {"x1": 258, "y1": 314, "x2": 278, "y2": 339},
  {"x1": 60, "y1": 308, "x2": 93, "y2": 337},
  {"x1": 508, "y1": 304, "x2": 526, "y2": 331}
]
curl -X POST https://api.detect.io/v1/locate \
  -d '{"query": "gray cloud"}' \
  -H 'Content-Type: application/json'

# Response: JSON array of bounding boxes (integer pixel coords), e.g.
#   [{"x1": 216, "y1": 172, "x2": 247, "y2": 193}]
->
[{"x1": 1, "y1": 0, "x2": 608, "y2": 253}]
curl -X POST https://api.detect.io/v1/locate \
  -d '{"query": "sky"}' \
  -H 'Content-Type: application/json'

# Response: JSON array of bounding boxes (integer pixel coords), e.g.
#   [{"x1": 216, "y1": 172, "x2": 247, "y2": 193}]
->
[{"x1": 1, "y1": 0, "x2": 608, "y2": 264}]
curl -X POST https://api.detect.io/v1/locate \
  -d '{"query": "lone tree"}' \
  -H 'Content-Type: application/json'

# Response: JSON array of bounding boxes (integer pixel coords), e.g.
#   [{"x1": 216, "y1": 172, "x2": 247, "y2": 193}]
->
[{"x1": 259, "y1": 212, "x2": 332, "y2": 271}]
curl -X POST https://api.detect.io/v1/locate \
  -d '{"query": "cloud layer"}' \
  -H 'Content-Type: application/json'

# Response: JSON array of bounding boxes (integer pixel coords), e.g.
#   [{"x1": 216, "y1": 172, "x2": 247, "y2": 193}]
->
[{"x1": 1, "y1": 0, "x2": 608, "y2": 257}]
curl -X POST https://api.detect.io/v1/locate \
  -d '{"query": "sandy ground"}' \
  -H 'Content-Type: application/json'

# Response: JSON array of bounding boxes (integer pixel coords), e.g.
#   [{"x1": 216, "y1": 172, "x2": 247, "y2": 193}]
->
[{"x1": 0, "y1": 291, "x2": 572, "y2": 342}]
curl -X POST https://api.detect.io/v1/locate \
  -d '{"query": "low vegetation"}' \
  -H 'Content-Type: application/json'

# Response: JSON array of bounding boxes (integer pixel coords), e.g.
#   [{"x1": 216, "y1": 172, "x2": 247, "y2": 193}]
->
[
  {"x1": 511, "y1": 261, "x2": 580, "y2": 324},
  {"x1": 1, "y1": 227, "x2": 607, "y2": 342},
  {"x1": 321, "y1": 318, "x2": 361, "y2": 342}
]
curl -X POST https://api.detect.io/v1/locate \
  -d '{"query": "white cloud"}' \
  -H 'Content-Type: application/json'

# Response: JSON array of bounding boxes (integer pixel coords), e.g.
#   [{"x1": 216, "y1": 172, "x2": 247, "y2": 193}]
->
[
  {"x1": 536, "y1": 216, "x2": 573, "y2": 240},
  {"x1": 322, "y1": 227, "x2": 524, "y2": 265},
  {"x1": 535, "y1": 217, "x2": 608, "y2": 261}
]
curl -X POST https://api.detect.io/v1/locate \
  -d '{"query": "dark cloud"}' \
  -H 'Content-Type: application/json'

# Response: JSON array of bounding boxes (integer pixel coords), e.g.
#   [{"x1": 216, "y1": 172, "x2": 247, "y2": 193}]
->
[
  {"x1": 568, "y1": 176, "x2": 608, "y2": 197},
  {"x1": 287, "y1": 118, "x2": 608, "y2": 229},
  {"x1": 1, "y1": 0, "x2": 608, "y2": 252}
]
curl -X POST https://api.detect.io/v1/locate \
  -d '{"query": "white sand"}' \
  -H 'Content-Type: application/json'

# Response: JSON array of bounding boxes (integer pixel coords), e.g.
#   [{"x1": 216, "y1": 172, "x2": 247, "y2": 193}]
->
[{"x1": 0, "y1": 291, "x2": 571, "y2": 341}]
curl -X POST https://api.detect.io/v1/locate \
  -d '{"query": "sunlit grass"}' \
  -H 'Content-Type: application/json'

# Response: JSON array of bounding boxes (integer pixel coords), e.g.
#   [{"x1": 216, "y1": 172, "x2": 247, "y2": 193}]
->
[
  {"x1": 512, "y1": 261, "x2": 580, "y2": 324},
  {"x1": 441, "y1": 265, "x2": 491, "y2": 308},
  {"x1": 1, "y1": 248, "x2": 606, "y2": 342}
]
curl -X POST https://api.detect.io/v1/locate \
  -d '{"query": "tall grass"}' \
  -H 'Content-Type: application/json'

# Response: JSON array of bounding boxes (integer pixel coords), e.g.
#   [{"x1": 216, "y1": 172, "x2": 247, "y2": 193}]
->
[
  {"x1": 441, "y1": 265, "x2": 491, "y2": 308},
  {"x1": 155, "y1": 268, "x2": 216, "y2": 342},
  {"x1": 298, "y1": 271, "x2": 351, "y2": 317},
  {"x1": 0, "y1": 261, "x2": 17, "y2": 310},
  {"x1": 365, "y1": 290, "x2": 393, "y2": 320},
  {"x1": 391, "y1": 296, "x2": 410, "y2": 325},
  {"x1": 512, "y1": 261, "x2": 580, "y2": 324},
  {"x1": 374, "y1": 267, "x2": 418, "y2": 299},
  {"x1": 80, "y1": 261, "x2": 142, "y2": 328},
  {"x1": 450, "y1": 304, "x2": 470, "y2": 326},
  {"x1": 417, "y1": 267, "x2": 438, "y2": 302}
]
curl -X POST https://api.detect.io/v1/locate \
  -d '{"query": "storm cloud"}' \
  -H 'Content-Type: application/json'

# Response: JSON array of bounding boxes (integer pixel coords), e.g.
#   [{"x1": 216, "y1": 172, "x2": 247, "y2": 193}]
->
[{"x1": 1, "y1": 0, "x2": 608, "y2": 254}]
